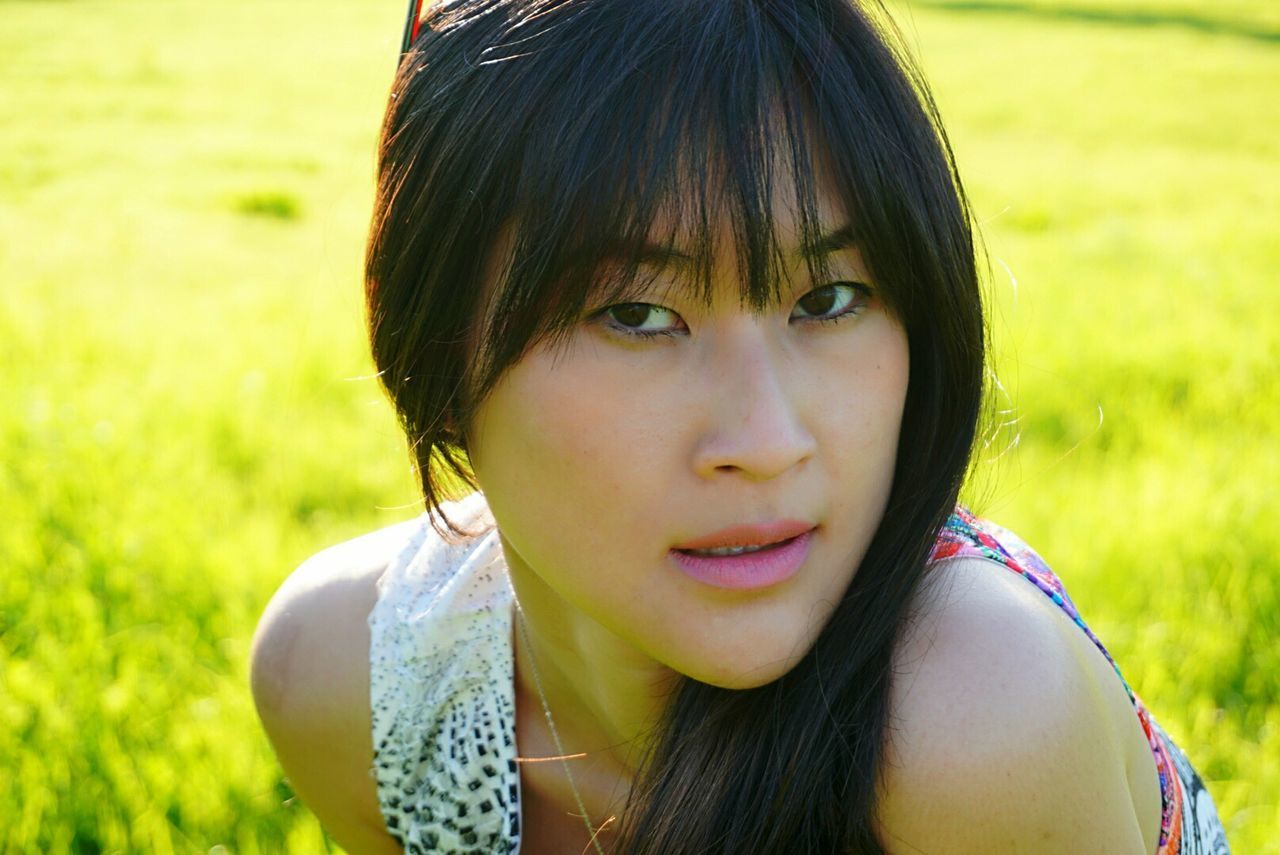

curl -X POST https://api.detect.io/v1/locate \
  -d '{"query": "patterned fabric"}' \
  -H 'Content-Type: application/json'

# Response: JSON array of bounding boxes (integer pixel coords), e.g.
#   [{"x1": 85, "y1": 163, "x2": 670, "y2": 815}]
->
[
  {"x1": 368, "y1": 492, "x2": 520, "y2": 854},
  {"x1": 931, "y1": 508, "x2": 1230, "y2": 855},
  {"x1": 367, "y1": 495, "x2": 1230, "y2": 854}
]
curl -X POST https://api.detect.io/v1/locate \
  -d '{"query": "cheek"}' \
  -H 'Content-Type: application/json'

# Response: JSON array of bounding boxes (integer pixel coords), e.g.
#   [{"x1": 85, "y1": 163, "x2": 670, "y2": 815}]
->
[
  {"x1": 822, "y1": 320, "x2": 909, "y2": 454},
  {"x1": 469, "y1": 348, "x2": 663, "y2": 534},
  {"x1": 515, "y1": 368, "x2": 648, "y2": 483},
  {"x1": 468, "y1": 350, "x2": 671, "y2": 629},
  {"x1": 813, "y1": 321, "x2": 909, "y2": 570}
]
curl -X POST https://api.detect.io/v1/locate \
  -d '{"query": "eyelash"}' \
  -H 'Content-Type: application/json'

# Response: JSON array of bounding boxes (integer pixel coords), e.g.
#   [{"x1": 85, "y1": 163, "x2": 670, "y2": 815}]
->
[{"x1": 595, "y1": 282, "x2": 874, "y2": 341}]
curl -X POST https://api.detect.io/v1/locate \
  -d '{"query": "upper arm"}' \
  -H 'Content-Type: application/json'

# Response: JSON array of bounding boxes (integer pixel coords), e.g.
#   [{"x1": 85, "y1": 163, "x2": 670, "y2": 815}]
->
[
  {"x1": 250, "y1": 530, "x2": 410, "y2": 855},
  {"x1": 876, "y1": 558, "x2": 1150, "y2": 855}
]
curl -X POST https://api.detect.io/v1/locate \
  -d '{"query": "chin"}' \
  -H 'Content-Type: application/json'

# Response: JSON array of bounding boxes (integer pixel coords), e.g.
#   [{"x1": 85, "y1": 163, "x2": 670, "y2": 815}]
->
[{"x1": 678, "y1": 648, "x2": 808, "y2": 691}]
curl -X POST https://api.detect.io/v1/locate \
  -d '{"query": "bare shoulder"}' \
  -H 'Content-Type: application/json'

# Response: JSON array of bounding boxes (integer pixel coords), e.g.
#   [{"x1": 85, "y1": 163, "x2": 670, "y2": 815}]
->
[
  {"x1": 875, "y1": 556, "x2": 1152, "y2": 854},
  {"x1": 249, "y1": 516, "x2": 424, "y2": 855}
]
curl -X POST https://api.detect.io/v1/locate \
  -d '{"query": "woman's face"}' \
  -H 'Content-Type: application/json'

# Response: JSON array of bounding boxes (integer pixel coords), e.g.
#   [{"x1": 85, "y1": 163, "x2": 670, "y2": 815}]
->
[{"x1": 467, "y1": 175, "x2": 909, "y2": 689}]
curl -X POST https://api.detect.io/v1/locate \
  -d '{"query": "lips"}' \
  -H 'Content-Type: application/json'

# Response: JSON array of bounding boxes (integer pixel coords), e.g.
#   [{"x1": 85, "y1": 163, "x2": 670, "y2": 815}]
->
[
  {"x1": 669, "y1": 529, "x2": 815, "y2": 589},
  {"x1": 672, "y1": 520, "x2": 816, "y2": 552}
]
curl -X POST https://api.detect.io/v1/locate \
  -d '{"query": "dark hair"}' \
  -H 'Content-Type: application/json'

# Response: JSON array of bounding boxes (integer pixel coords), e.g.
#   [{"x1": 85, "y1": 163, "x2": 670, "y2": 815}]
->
[{"x1": 365, "y1": 0, "x2": 985, "y2": 850}]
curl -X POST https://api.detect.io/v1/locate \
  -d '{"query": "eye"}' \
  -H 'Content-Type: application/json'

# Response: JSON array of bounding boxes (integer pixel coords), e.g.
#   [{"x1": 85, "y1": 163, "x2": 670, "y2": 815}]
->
[
  {"x1": 790, "y1": 282, "x2": 873, "y2": 325},
  {"x1": 599, "y1": 303, "x2": 685, "y2": 340}
]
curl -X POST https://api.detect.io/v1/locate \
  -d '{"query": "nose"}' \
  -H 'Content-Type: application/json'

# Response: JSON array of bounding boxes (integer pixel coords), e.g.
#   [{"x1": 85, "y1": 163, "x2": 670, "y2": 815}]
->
[{"x1": 691, "y1": 326, "x2": 818, "y2": 482}]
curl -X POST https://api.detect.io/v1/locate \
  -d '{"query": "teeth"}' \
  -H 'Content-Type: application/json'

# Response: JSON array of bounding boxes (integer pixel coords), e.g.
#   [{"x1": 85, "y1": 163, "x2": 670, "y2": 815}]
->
[{"x1": 687, "y1": 541, "x2": 780, "y2": 557}]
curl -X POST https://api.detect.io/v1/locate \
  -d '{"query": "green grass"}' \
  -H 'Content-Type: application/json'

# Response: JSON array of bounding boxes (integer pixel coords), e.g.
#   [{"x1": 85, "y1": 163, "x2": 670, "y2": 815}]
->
[{"x1": 1, "y1": 0, "x2": 1275, "y2": 850}]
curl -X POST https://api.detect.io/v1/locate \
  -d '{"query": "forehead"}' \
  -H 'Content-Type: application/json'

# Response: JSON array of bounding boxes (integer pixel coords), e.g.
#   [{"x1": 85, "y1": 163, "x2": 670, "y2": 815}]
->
[
  {"x1": 594, "y1": 146, "x2": 862, "y2": 302},
  {"x1": 649, "y1": 159, "x2": 852, "y2": 255},
  {"x1": 473, "y1": 135, "x2": 863, "y2": 327}
]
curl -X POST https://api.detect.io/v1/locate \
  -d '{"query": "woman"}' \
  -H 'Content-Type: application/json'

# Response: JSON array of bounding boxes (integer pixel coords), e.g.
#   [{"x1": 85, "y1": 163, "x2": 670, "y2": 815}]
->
[{"x1": 250, "y1": 0, "x2": 1230, "y2": 852}]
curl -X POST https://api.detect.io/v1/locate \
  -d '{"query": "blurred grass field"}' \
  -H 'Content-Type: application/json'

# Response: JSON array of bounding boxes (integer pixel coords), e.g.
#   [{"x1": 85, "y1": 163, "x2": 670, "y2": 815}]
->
[{"x1": 1, "y1": 0, "x2": 1276, "y2": 851}]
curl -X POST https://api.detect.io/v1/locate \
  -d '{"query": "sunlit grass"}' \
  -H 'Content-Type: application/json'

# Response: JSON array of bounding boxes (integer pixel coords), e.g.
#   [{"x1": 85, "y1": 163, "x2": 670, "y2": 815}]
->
[{"x1": 2, "y1": 0, "x2": 1275, "y2": 851}]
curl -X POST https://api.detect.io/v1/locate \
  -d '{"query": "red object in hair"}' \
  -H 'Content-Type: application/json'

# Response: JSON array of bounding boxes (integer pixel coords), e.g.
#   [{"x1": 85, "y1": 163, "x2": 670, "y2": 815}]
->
[{"x1": 401, "y1": 0, "x2": 425, "y2": 57}]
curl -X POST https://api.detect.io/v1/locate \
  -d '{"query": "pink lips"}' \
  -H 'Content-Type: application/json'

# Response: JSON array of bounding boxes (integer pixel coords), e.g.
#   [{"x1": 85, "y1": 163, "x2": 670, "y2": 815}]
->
[{"x1": 670, "y1": 521, "x2": 817, "y2": 590}]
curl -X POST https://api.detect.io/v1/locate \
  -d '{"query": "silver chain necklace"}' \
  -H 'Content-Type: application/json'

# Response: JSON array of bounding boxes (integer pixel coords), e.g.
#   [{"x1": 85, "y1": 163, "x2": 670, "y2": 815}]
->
[{"x1": 514, "y1": 601, "x2": 610, "y2": 855}]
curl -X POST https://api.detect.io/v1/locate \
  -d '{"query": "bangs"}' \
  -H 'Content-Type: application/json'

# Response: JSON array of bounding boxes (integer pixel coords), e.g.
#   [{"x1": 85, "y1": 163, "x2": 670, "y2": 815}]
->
[{"x1": 498, "y1": 79, "x2": 839, "y2": 323}]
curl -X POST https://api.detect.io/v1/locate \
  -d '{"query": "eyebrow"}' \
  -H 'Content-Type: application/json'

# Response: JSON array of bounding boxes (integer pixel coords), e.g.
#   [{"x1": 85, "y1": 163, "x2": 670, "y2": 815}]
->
[
  {"x1": 802, "y1": 223, "x2": 859, "y2": 259},
  {"x1": 609, "y1": 222, "x2": 861, "y2": 268}
]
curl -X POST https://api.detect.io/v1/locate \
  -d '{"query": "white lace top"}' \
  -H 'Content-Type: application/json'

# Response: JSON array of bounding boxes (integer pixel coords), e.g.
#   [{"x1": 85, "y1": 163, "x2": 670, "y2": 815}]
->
[{"x1": 367, "y1": 491, "x2": 523, "y2": 854}]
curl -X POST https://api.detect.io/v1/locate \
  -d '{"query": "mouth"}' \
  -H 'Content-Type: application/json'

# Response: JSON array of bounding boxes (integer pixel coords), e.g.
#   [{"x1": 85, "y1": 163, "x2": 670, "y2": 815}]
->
[
  {"x1": 673, "y1": 534, "x2": 805, "y2": 558},
  {"x1": 668, "y1": 527, "x2": 816, "y2": 590},
  {"x1": 671, "y1": 520, "x2": 817, "y2": 555}
]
